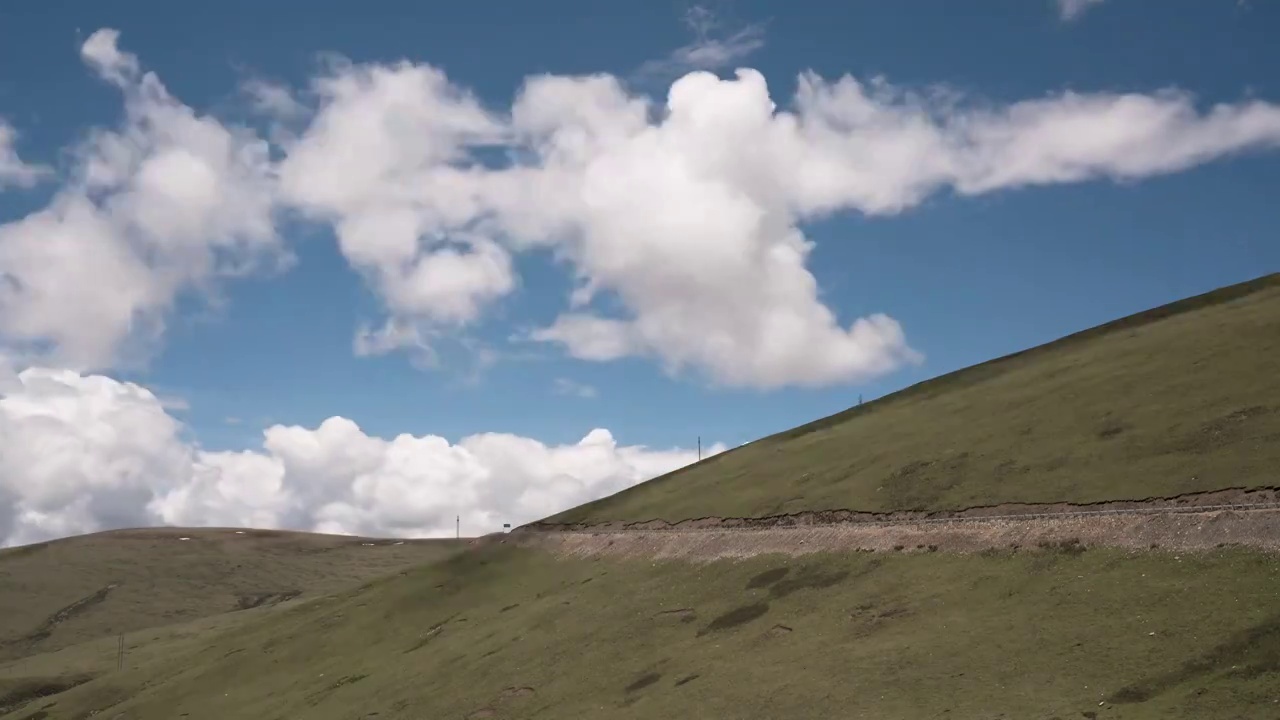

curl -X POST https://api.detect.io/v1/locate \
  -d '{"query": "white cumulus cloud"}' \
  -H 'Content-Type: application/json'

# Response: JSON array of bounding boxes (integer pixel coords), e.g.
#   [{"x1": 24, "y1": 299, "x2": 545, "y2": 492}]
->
[
  {"x1": 9, "y1": 29, "x2": 1280, "y2": 389},
  {"x1": 0, "y1": 369, "x2": 718, "y2": 547},
  {"x1": 272, "y1": 57, "x2": 1280, "y2": 388},
  {"x1": 276, "y1": 59, "x2": 514, "y2": 365},
  {"x1": 0, "y1": 368, "x2": 195, "y2": 545},
  {"x1": 5, "y1": 25, "x2": 1280, "y2": 545},
  {"x1": 0, "y1": 29, "x2": 282, "y2": 372}
]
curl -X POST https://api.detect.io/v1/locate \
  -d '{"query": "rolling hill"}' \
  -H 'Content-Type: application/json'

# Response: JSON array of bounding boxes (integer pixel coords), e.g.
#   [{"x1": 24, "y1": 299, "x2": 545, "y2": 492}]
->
[
  {"x1": 544, "y1": 272, "x2": 1280, "y2": 526},
  {"x1": 0, "y1": 527, "x2": 461, "y2": 663},
  {"x1": 2, "y1": 272, "x2": 1279, "y2": 720}
]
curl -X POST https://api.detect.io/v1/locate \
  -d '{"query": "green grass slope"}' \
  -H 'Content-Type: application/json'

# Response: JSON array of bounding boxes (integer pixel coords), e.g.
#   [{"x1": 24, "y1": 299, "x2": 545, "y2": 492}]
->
[
  {"x1": 548, "y1": 273, "x2": 1280, "y2": 525},
  {"x1": 4, "y1": 543, "x2": 1279, "y2": 720},
  {"x1": 5, "y1": 275, "x2": 1280, "y2": 720},
  {"x1": 0, "y1": 527, "x2": 461, "y2": 664}
]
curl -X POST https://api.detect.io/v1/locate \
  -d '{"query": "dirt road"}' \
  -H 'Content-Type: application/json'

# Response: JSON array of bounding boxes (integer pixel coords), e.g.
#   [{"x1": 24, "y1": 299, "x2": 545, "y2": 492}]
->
[{"x1": 515, "y1": 487, "x2": 1280, "y2": 561}]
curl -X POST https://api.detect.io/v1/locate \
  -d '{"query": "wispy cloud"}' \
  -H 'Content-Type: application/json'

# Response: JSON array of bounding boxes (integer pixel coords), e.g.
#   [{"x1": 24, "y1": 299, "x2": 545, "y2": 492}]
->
[
  {"x1": 636, "y1": 4, "x2": 767, "y2": 81},
  {"x1": 242, "y1": 77, "x2": 307, "y2": 121},
  {"x1": 158, "y1": 395, "x2": 190, "y2": 412},
  {"x1": 0, "y1": 121, "x2": 50, "y2": 190},
  {"x1": 145, "y1": 386, "x2": 190, "y2": 412},
  {"x1": 1056, "y1": 0, "x2": 1106, "y2": 21},
  {"x1": 553, "y1": 378, "x2": 598, "y2": 399}
]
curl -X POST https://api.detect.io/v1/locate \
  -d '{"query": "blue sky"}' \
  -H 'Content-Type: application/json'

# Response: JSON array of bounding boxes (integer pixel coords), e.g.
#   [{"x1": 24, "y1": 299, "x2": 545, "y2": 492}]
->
[{"x1": 0, "y1": 1, "x2": 1277, "y2": 543}]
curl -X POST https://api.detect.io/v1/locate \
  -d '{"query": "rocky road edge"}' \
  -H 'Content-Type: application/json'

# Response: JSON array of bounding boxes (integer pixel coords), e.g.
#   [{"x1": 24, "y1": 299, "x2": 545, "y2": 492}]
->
[
  {"x1": 510, "y1": 487, "x2": 1280, "y2": 560},
  {"x1": 517, "y1": 486, "x2": 1280, "y2": 534},
  {"x1": 516, "y1": 509, "x2": 1280, "y2": 560}
]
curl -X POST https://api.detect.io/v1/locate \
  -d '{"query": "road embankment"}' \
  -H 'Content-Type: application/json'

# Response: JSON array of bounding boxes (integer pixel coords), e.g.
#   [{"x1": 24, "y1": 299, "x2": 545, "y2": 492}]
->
[{"x1": 514, "y1": 487, "x2": 1280, "y2": 560}]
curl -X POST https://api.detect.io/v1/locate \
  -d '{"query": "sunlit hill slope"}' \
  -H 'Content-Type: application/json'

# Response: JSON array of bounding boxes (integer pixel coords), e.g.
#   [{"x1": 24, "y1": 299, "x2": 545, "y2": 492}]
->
[{"x1": 3, "y1": 272, "x2": 1279, "y2": 720}]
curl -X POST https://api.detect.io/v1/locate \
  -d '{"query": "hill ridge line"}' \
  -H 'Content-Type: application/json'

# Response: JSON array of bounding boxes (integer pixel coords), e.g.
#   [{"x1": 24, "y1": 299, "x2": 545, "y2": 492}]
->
[{"x1": 519, "y1": 485, "x2": 1280, "y2": 534}]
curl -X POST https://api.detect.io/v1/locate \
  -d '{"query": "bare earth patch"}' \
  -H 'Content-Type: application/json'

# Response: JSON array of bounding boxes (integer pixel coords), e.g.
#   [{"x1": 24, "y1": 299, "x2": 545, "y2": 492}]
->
[
  {"x1": 518, "y1": 508, "x2": 1280, "y2": 561},
  {"x1": 523, "y1": 486, "x2": 1280, "y2": 534}
]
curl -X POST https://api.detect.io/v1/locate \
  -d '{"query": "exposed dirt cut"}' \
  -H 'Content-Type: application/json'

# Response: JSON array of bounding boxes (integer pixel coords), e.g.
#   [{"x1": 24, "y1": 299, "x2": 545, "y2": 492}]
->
[
  {"x1": 520, "y1": 486, "x2": 1280, "y2": 535},
  {"x1": 519, "y1": 507, "x2": 1280, "y2": 561}
]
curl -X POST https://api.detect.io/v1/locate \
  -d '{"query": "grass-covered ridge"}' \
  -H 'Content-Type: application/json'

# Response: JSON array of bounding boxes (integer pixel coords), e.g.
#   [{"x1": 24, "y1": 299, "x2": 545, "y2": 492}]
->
[
  {"x1": 4, "y1": 543, "x2": 1279, "y2": 719},
  {"x1": 4, "y1": 275, "x2": 1280, "y2": 720},
  {"x1": 547, "y1": 273, "x2": 1280, "y2": 525},
  {"x1": 0, "y1": 527, "x2": 460, "y2": 663}
]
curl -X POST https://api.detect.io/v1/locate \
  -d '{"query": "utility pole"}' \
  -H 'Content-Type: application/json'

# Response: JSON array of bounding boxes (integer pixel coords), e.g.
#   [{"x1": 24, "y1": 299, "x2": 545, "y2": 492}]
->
[
  {"x1": 456, "y1": 515, "x2": 459, "y2": 539},
  {"x1": 697, "y1": 436, "x2": 701, "y2": 461}
]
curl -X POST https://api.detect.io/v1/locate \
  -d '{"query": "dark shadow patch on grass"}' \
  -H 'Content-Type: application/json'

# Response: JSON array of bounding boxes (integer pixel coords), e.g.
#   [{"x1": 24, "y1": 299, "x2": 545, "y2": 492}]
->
[
  {"x1": 305, "y1": 674, "x2": 369, "y2": 705},
  {"x1": 769, "y1": 568, "x2": 849, "y2": 599},
  {"x1": 978, "y1": 547, "x2": 1016, "y2": 559},
  {"x1": 428, "y1": 545, "x2": 524, "y2": 595},
  {"x1": 499, "y1": 603, "x2": 519, "y2": 613},
  {"x1": 329, "y1": 674, "x2": 367, "y2": 690},
  {"x1": 1226, "y1": 663, "x2": 1279, "y2": 680},
  {"x1": 1109, "y1": 613, "x2": 1280, "y2": 704},
  {"x1": 745, "y1": 567, "x2": 789, "y2": 589},
  {"x1": 1171, "y1": 405, "x2": 1273, "y2": 455},
  {"x1": 404, "y1": 615, "x2": 457, "y2": 653},
  {"x1": 23, "y1": 586, "x2": 117, "y2": 645},
  {"x1": 1097, "y1": 421, "x2": 1127, "y2": 439},
  {"x1": 654, "y1": 608, "x2": 696, "y2": 623},
  {"x1": 235, "y1": 590, "x2": 301, "y2": 611},
  {"x1": 698, "y1": 602, "x2": 770, "y2": 636},
  {"x1": 624, "y1": 672, "x2": 661, "y2": 693},
  {"x1": 1035, "y1": 538, "x2": 1087, "y2": 556},
  {"x1": 767, "y1": 562, "x2": 872, "y2": 600},
  {"x1": 848, "y1": 601, "x2": 914, "y2": 638},
  {"x1": 993, "y1": 459, "x2": 1030, "y2": 480},
  {"x1": 0, "y1": 542, "x2": 49, "y2": 563},
  {"x1": 882, "y1": 454, "x2": 971, "y2": 510},
  {"x1": 499, "y1": 686, "x2": 535, "y2": 700},
  {"x1": 0, "y1": 674, "x2": 94, "y2": 716},
  {"x1": 674, "y1": 674, "x2": 700, "y2": 687}
]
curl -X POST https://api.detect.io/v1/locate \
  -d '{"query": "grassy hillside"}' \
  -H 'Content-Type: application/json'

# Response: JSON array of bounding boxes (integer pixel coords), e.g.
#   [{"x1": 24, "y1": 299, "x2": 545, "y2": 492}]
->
[
  {"x1": 0, "y1": 527, "x2": 461, "y2": 663},
  {"x1": 548, "y1": 273, "x2": 1280, "y2": 525},
  {"x1": 3, "y1": 543, "x2": 1279, "y2": 719},
  {"x1": 4, "y1": 275, "x2": 1280, "y2": 719}
]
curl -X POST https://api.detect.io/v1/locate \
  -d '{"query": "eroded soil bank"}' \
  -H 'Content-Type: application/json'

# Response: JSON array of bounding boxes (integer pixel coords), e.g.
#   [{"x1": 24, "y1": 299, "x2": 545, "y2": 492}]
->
[
  {"x1": 520, "y1": 486, "x2": 1280, "y2": 534},
  {"x1": 517, "y1": 508, "x2": 1280, "y2": 561}
]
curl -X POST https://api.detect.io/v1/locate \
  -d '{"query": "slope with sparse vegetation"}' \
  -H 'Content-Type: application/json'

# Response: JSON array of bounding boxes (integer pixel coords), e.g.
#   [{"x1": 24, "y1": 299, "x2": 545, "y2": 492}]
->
[
  {"x1": 0, "y1": 526, "x2": 460, "y2": 664},
  {"x1": 545, "y1": 273, "x2": 1280, "y2": 526},
  {"x1": 4, "y1": 543, "x2": 1280, "y2": 719},
  {"x1": 2, "y1": 273, "x2": 1279, "y2": 720}
]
